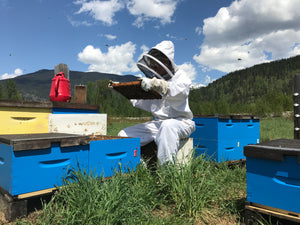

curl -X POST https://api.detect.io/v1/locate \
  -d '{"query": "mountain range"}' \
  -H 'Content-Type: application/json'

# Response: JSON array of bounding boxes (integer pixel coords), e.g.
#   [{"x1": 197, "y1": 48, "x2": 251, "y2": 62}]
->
[{"x1": 0, "y1": 70, "x2": 138, "y2": 101}]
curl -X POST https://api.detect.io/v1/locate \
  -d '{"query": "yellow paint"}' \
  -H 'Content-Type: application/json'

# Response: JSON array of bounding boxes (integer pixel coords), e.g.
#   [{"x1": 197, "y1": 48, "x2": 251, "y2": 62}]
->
[{"x1": 0, "y1": 107, "x2": 50, "y2": 134}]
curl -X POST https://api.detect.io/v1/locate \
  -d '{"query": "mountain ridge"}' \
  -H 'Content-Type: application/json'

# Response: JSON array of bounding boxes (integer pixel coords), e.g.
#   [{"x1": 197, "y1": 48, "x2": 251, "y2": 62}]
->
[{"x1": 0, "y1": 70, "x2": 139, "y2": 101}]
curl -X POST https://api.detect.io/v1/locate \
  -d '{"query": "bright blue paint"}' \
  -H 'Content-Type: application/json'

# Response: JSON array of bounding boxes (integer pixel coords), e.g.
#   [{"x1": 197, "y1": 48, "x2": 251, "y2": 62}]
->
[
  {"x1": 0, "y1": 136, "x2": 141, "y2": 196},
  {"x1": 89, "y1": 138, "x2": 140, "y2": 178},
  {"x1": 246, "y1": 156, "x2": 300, "y2": 213},
  {"x1": 0, "y1": 143, "x2": 89, "y2": 196},
  {"x1": 0, "y1": 145, "x2": 13, "y2": 194},
  {"x1": 191, "y1": 117, "x2": 260, "y2": 162},
  {"x1": 52, "y1": 108, "x2": 98, "y2": 114}
]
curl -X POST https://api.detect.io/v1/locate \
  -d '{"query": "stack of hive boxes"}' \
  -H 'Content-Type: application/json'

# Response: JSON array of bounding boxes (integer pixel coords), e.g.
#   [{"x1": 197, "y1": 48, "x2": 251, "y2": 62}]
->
[
  {"x1": 244, "y1": 139, "x2": 300, "y2": 220},
  {"x1": 191, "y1": 115, "x2": 260, "y2": 162},
  {"x1": 0, "y1": 100, "x2": 140, "y2": 198}
]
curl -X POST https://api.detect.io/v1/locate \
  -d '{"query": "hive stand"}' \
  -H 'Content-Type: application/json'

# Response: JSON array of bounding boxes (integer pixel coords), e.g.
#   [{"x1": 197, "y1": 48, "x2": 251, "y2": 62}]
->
[
  {"x1": 141, "y1": 138, "x2": 194, "y2": 168},
  {"x1": 244, "y1": 202, "x2": 300, "y2": 225},
  {"x1": 0, "y1": 190, "x2": 27, "y2": 221}
]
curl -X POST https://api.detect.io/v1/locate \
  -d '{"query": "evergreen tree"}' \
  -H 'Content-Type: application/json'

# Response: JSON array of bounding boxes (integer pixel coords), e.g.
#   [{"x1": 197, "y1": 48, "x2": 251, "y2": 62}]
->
[
  {"x1": 5, "y1": 79, "x2": 22, "y2": 100},
  {"x1": 0, "y1": 84, "x2": 4, "y2": 99}
]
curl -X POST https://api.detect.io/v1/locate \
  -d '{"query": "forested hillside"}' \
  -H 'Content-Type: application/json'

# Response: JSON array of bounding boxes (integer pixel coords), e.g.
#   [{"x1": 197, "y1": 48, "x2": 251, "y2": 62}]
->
[{"x1": 189, "y1": 55, "x2": 300, "y2": 116}]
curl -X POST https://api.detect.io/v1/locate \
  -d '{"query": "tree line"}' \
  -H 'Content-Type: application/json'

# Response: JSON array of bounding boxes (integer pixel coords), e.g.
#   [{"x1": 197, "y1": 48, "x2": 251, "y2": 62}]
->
[{"x1": 0, "y1": 80, "x2": 23, "y2": 101}]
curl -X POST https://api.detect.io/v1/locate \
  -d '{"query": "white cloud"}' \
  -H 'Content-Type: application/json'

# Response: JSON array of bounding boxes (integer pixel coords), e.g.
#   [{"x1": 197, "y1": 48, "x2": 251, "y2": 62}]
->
[
  {"x1": 191, "y1": 83, "x2": 206, "y2": 89},
  {"x1": 177, "y1": 62, "x2": 197, "y2": 81},
  {"x1": 1, "y1": 68, "x2": 23, "y2": 80},
  {"x1": 104, "y1": 34, "x2": 117, "y2": 40},
  {"x1": 195, "y1": 26, "x2": 202, "y2": 35},
  {"x1": 204, "y1": 75, "x2": 215, "y2": 84},
  {"x1": 75, "y1": 0, "x2": 124, "y2": 26},
  {"x1": 194, "y1": 0, "x2": 300, "y2": 73},
  {"x1": 137, "y1": 44, "x2": 149, "y2": 61},
  {"x1": 140, "y1": 44, "x2": 149, "y2": 53},
  {"x1": 78, "y1": 42, "x2": 139, "y2": 74},
  {"x1": 74, "y1": 0, "x2": 179, "y2": 28},
  {"x1": 127, "y1": 0, "x2": 178, "y2": 27},
  {"x1": 67, "y1": 16, "x2": 92, "y2": 27}
]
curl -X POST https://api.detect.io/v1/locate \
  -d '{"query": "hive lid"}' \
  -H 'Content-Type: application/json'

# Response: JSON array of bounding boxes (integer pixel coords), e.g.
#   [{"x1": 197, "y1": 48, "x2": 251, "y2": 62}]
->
[
  {"x1": 109, "y1": 80, "x2": 162, "y2": 99},
  {"x1": 193, "y1": 114, "x2": 259, "y2": 120},
  {"x1": 244, "y1": 139, "x2": 300, "y2": 161},
  {"x1": 0, "y1": 100, "x2": 99, "y2": 110},
  {"x1": 0, "y1": 133, "x2": 90, "y2": 151}
]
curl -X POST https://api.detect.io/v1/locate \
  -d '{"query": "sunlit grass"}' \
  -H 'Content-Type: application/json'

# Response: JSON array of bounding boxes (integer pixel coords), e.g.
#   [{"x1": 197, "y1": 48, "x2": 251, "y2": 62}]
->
[
  {"x1": 23, "y1": 155, "x2": 246, "y2": 225},
  {"x1": 260, "y1": 117, "x2": 293, "y2": 142}
]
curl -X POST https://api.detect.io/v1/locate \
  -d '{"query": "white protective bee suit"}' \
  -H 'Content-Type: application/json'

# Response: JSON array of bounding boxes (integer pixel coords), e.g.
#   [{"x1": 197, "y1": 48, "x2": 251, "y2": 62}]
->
[{"x1": 118, "y1": 40, "x2": 195, "y2": 165}]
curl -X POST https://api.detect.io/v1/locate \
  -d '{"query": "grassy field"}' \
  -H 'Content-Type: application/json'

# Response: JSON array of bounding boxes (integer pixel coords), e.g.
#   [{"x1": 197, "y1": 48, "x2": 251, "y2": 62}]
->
[{"x1": 7, "y1": 117, "x2": 294, "y2": 225}]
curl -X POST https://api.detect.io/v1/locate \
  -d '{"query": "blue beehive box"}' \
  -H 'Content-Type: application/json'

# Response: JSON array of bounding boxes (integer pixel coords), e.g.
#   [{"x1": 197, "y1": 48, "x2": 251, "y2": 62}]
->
[
  {"x1": 51, "y1": 101, "x2": 99, "y2": 114},
  {"x1": 244, "y1": 139, "x2": 300, "y2": 214},
  {"x1": 0, "y1": 133, "x2": 90, "y2": 197},
  {"x1": 0, "y1": 133, "x2": 141, "y2": 198},
  {"x1": 191, "y1": 115, "x2": 260, "y2": 162},
  {"x1": 89, "y1": 136, "x2": 140, "y2": 177}
]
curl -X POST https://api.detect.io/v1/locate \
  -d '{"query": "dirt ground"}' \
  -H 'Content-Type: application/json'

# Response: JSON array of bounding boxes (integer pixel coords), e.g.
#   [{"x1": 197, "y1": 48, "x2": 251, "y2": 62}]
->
[{"x1": 0, "y1": 211, "x2": 11, "y2": 225}]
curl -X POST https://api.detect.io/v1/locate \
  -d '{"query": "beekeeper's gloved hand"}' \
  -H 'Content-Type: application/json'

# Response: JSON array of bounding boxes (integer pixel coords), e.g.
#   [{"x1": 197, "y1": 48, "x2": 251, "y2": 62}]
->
[
  {"x1": 141, "y1": 77, "x2": 152, "y2": 92},
  {"x1": 152, "y1": 77, "x2": 168, "y2": 95},
  {"x1": 140, "y1": 77, "x2": 168, "y2": 95}
]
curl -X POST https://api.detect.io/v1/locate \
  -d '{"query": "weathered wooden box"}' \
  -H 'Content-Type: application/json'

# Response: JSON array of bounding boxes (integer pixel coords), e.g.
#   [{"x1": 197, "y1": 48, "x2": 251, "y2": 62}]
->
[
  {"x1": 244, "y1": 139, "x2": 300, "y2": 214},
  {"x1": 191, "y1": 115, "x2": 260, "y2": 162}
]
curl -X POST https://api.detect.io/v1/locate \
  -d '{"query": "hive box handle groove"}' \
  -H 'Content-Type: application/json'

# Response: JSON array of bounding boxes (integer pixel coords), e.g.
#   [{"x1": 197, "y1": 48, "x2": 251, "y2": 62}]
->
[
  {"x1": 225, "y1": 147, "x2": 235, "y2": 151},
  {"x1": 273, "y1": 176, "x2": 300, "y2": 188},
  {"x1": 11, "y1": 117, "x2": 36, "y2": 121},
  {"x1": 106, "y1": 152, "x2": 127, "y2": 159},
  {"x1": 39, "y1": 158, "x2": 71, "y2": 168}
]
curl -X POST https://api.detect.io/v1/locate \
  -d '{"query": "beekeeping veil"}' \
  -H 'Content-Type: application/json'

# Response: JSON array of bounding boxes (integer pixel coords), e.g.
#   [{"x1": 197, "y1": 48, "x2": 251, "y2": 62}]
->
[{"x1": 137, "y1": 41, "x2": 175, "y2": 81}]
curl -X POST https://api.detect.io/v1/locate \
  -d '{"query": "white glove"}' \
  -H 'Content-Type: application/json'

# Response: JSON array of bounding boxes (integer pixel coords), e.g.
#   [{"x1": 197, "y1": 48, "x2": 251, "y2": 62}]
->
[
  {"x1": 141, "y1": 78, "x2": 153, "y2": 92},
  {"x1": 151, "y1": 77, "x2": 168, "y2": 95}
]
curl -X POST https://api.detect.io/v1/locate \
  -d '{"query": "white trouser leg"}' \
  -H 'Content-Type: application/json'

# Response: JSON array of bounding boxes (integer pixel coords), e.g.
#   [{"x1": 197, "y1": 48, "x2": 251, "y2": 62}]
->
[
  {"x1": 118, "y1": 121, "x2": 160, "y2": 146},
  {"x1": 155, "y1": 119, "x2": 195, "y2": 165},
  {"x1": 119, "y1": 119, "x2": 195, "y2": 165}
]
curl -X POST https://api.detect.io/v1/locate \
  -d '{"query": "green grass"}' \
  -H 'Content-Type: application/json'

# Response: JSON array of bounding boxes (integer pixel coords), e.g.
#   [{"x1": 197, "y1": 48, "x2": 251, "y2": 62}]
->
[
  {"x1": 13, "y1": 116, "x2": 293, "y2": 225},
  {"x1": 107, "y1": 117, "x2": 152, "y2": 136},
  {"x1": 16, "y1": 157, "x2": 246, "y2": 225},
  {"x1": 260, "y1": 117, "x2": 293, "y2": 142}
]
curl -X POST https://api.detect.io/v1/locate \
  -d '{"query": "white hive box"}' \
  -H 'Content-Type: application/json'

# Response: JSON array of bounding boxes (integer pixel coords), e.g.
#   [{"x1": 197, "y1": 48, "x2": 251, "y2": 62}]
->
[
  {"x1": 49, "y1": 114, "x2": 107, "y2": 135},
  {"x1": 177, "y1": 138, "x2": 194, "y2": 165}
]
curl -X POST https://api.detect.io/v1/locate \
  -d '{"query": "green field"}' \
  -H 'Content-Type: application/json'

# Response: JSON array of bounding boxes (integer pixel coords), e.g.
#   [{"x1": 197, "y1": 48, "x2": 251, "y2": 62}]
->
[
  {"x1": 10, "y1": 117, "x2": 295, "y2": 225},
  {"x1": 107, "y1": 116, "x2": 294, "y2": 141}
]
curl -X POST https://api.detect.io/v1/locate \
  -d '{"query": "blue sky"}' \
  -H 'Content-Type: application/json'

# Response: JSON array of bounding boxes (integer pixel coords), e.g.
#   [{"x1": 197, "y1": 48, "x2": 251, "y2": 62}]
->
[{"x1": 1, "y1": 0, "x2": 300, "y2": 87}]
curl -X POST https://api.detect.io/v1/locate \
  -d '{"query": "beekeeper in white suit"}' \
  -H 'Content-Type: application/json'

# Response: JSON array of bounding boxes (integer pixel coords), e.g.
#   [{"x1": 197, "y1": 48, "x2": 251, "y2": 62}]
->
[{"x1": 118, "y1": 40, "x2": 195, "y2": 165}]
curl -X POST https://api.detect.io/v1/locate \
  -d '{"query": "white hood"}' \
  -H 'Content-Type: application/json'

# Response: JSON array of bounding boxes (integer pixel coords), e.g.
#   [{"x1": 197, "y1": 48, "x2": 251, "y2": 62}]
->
[{"x1": 152, "y1": 40, "x2": 176, "y2": 71}]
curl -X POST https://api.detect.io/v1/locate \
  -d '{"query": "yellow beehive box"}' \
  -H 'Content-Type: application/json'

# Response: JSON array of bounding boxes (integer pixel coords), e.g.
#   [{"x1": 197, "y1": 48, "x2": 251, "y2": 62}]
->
[{"x1": 0, "y1": 101, "x2": 51, "y2": 134}]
